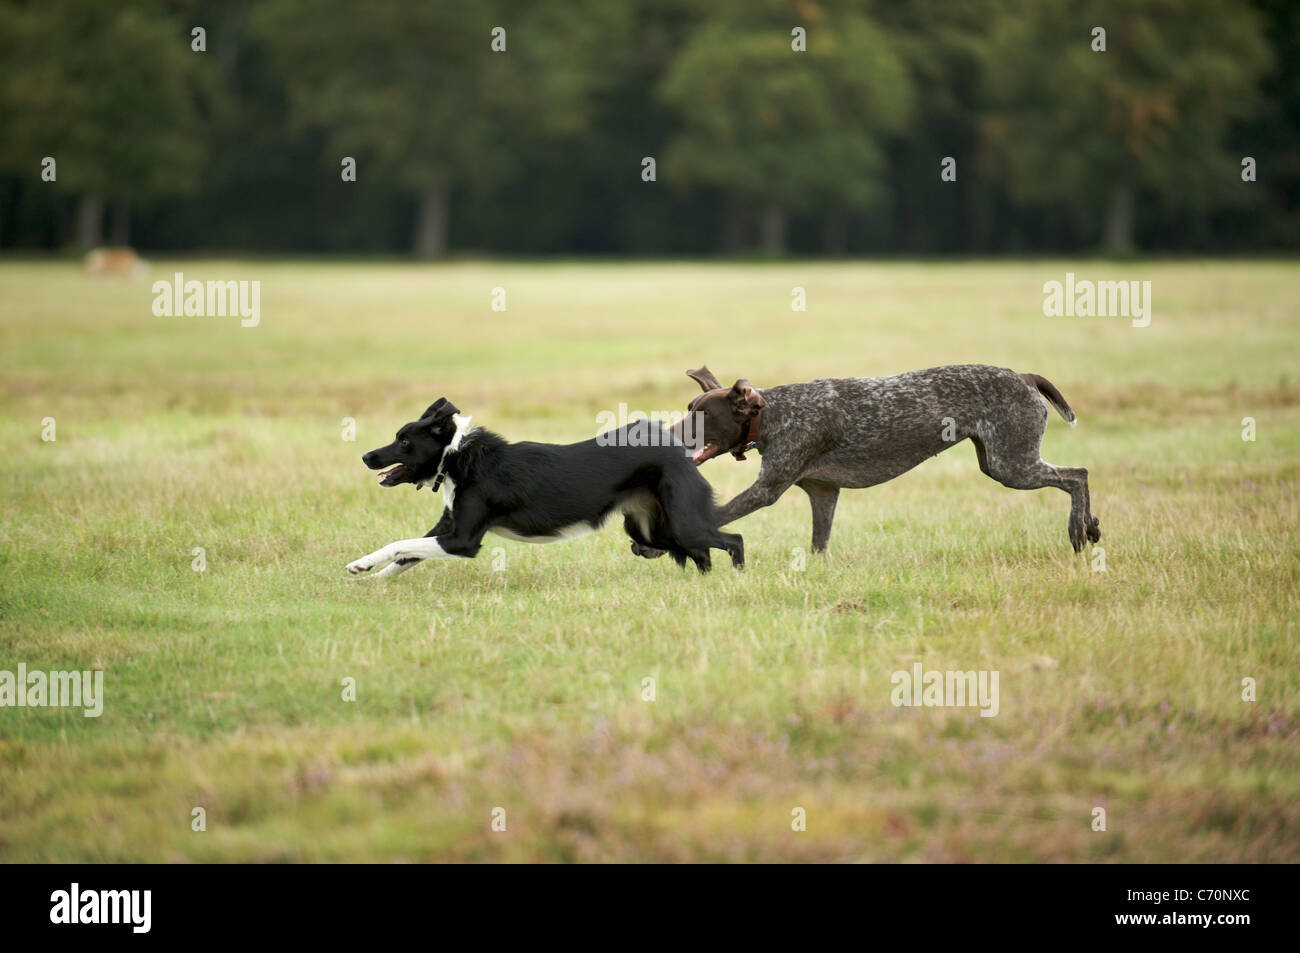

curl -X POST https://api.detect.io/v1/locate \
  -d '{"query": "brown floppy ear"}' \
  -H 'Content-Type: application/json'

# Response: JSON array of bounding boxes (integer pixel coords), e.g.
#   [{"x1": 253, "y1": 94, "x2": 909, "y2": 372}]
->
[
  {"x1": 728, "y1": 379, "x2": 765, "y2": 416},
  {"x1": 686, "y1": 365, "x2": 722, "y2": 392}
]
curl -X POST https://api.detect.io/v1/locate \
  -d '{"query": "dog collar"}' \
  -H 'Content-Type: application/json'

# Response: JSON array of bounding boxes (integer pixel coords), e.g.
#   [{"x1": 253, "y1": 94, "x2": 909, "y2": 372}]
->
[
  {"x1": 425, "y1": 414, "x2": 472, "y2": 492},
  {"x1": 731, "y1": 410, "x2": 762, "y2": 461}
]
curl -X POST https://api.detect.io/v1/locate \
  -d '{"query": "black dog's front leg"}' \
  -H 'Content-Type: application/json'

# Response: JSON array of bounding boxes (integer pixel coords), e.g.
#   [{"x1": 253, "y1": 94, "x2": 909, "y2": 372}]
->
[
  {"x1": 425, "y1": 508, "x2": 454, "y2": 539},
  {"x1": 375, "y1": 508, "x2": 456, "y2": 572},
  {"x1": 346, "y1": 500, "x2": 487, "y2": 578}
]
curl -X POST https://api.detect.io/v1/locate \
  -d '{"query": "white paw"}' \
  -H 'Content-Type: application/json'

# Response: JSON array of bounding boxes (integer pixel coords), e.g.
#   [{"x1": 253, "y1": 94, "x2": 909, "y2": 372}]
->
[
  {"x1": 372, "y1": 559, "x2": 415, "y2": 579},
  {"x1": 346, "y1": 545, "x2": 395, "y2": 577}
]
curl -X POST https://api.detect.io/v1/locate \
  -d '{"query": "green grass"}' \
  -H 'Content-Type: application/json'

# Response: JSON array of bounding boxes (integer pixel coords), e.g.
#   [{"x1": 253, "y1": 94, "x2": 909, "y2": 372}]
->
[{"x1": 1, "y1": 259, "x2": 1297, "y2": 862}]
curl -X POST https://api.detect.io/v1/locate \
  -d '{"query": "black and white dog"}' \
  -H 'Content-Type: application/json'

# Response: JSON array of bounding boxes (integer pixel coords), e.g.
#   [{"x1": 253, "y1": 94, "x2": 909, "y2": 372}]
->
[{"x1": 345, "y1": 398, "x2": 744, "y2": 578}]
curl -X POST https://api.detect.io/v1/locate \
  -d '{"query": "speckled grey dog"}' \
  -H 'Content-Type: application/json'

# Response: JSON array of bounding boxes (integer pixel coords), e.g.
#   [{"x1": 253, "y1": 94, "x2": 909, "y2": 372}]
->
[{"x1": 641, "y1": 363, "x2": 1100, "y2": 556}]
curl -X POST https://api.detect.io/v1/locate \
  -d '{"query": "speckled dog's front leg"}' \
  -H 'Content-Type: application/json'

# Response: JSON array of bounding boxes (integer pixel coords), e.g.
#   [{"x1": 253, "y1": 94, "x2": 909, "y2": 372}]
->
[{"x1": 717, "y1": 473, "x2": 796, "y2": 527}]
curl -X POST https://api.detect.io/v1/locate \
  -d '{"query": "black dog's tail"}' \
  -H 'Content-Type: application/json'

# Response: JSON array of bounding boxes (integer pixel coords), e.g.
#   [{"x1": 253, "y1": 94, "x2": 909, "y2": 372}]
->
[{"x1": 1020, "y1": 372, "x2": 1076, "y2": 426}]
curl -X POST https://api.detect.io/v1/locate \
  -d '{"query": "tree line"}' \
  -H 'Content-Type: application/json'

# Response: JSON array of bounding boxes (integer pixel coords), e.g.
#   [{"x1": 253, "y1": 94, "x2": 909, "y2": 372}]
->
[{"x1": 1, "y1": 0, "x2": 1294, "y2": 257}]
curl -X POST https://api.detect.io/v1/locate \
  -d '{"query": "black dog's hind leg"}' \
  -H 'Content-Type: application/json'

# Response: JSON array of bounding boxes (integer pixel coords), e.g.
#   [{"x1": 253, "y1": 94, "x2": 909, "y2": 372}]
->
[
  {"x1": 719, "y1": 531, "x2": 744, "y2": 569},
  {"x1": 623, "y1": 514, "x2": 689, "y2": 568},
  {"x1": 660, "y1": 482, "x2": 741, "y2": 575}
]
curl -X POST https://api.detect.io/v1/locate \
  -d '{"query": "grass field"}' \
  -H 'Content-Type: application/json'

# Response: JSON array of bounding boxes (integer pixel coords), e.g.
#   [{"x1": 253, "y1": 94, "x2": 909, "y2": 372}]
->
[{"x1": 1, "y1": 258, "x2": 1297, "y2": 862}]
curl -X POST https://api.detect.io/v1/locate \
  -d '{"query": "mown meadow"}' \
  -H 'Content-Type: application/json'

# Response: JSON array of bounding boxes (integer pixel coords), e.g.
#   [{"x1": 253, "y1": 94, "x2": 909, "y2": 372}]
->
[{"x1": 1, "y1": 259, "x2": 1296, "y2": 861}]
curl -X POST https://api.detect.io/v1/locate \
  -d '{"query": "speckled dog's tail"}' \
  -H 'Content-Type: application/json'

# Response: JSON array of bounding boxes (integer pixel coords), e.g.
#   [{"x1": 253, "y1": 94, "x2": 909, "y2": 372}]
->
[{"x1": 1020, "y1": 372, "x2": 1077, "y2": 426}]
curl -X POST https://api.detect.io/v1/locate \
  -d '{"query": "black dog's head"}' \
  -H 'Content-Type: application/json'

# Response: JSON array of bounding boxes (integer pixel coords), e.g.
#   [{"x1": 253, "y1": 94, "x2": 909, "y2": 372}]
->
[{"x1": 361, "y1": 398, "x2": 462, "y2": 488}]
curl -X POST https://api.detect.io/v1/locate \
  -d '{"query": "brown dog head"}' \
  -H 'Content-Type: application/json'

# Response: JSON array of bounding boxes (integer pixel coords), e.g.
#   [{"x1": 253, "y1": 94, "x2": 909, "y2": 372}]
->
[{"x1": 679, "y1": 365, "x2": 765, "y2": 464}]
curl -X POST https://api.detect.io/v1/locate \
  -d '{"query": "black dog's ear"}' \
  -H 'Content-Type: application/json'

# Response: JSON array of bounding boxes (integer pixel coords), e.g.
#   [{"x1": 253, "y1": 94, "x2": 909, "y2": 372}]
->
[
  {"x1": 686, "y1": 366, "x2": 722, "y2": 392},
  {"x1": 419, "y1": 398, "x2": 461, "y2": 432},
  {"x1": 419, "y1": 398, "x2": 459, "y2": 422}
]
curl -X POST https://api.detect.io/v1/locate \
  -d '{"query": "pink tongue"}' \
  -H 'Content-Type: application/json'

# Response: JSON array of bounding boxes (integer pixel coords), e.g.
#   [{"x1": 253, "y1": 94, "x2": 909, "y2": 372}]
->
[
  {"x1": 691, "y1": 446, "x2": 712, "y2": 463},
  {"x1": 379, "y1": 464, "x2": 403, "y2": 480}
]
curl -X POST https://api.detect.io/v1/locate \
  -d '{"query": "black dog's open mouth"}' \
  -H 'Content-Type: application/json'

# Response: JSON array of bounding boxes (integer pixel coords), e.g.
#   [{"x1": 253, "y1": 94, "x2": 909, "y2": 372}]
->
[{"x1": 377, "y1": 464, "x2": 411, "y2": 486}]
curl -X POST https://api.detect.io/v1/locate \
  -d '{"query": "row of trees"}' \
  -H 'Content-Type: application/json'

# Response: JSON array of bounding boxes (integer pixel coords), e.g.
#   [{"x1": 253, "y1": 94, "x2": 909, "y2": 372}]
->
[{"x1": 0, "y1": 0, "x2": 1293, "y2": 256}]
